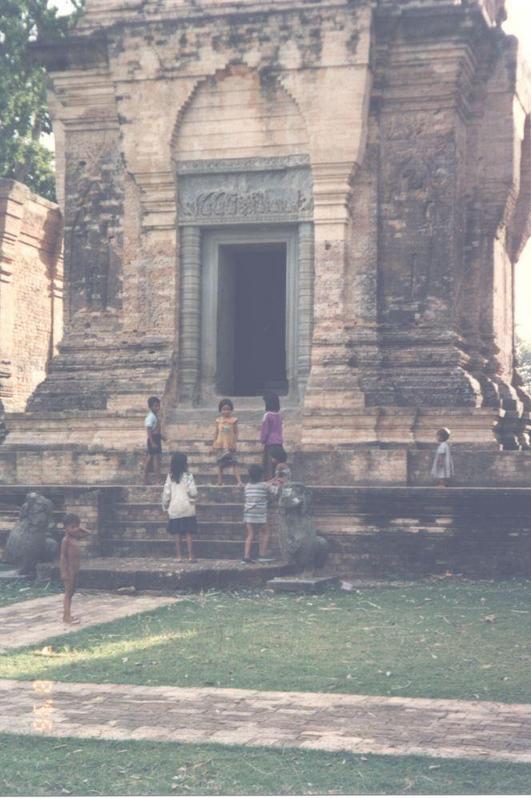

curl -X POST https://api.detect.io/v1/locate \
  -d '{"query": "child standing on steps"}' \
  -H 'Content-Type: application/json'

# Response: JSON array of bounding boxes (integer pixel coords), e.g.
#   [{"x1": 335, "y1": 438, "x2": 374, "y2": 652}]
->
[
  {"x1": 143, "y1": 396, "x2": 163, "y2": 485},
  {"x1": 261, "y1": 392, "x2": 284, "y2": 479},
  {"x1": 431, "y1": 427, "x2": 454, "y2": 487},
  {"x1": 162, "y1": 452, "x2": 198, "y2": 562},
  {"x1": 213, "y1": 398, "x2": 242, "y2": 486},
  {"x1": 242, "y1": 464, "x2": 275, "y2": 564}
]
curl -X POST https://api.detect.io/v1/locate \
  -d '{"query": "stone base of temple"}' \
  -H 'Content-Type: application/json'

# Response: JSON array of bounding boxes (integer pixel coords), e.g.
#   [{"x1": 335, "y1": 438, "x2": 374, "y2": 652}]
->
[
  {"x1": 1, "y1": 403, "x2": 530, "y2": 487},
  {"x1": 2, "y1": 483, "x2": 531, "y2": 585},
  {"x1": 37, "y1": 557, "x2": 294, "y2": 592},
  {"x1": 2, "y1": 402, "x2": 531, "y2": 585}
]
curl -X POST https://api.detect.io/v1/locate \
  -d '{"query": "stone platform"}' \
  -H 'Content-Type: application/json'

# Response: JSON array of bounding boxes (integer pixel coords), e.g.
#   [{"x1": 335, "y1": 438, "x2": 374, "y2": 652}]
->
[
  {"x1": 37, "y1": 557, "x2": 293, "y2": 592},
  {"x1": 3, "y1": 483, "x2": 531, "y2": 582},
  {"x1": 3, "y1": 407, "x2": 531, "y2": 489}
]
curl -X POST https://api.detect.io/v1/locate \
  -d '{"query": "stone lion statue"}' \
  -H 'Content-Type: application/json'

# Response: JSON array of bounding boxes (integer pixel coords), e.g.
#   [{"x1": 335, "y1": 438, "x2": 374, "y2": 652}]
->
[
  {"x1": 4, "y1": 492, "x2": 58, "y2": 577},
  {"x1": 277, "y1": 482, "x2": 328, "y2": 570}
]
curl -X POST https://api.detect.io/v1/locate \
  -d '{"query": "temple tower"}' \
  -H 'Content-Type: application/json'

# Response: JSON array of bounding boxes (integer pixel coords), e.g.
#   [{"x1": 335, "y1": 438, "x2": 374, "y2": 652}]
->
[{"x1": 17, "y1": 0, "x2": 531, "y2": 483}]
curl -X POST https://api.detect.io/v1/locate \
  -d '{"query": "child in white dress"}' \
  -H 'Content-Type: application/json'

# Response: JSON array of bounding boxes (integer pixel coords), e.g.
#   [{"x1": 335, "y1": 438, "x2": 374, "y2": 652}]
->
[
  {"x1": 162, "y1": 452, "x2": 198, "y2": 561},
  {"x1": 431, "y1": 428, "x2": 454, "y2": 487}
]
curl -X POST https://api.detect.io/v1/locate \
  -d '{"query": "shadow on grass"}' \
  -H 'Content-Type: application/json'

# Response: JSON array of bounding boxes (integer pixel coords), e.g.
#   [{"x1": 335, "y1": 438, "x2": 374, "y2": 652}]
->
[
  {"x1": 0, "y1": 582, "x2": 529, "y2": 702},
  {"x1": 1, "y1": 733, "x2": 531, "y2": 796}
]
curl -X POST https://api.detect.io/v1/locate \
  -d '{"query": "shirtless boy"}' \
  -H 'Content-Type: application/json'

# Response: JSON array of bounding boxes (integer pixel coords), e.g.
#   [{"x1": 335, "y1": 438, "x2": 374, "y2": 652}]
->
[{"x1": 60, "y1": 513, "x2": 89, "y2": 624}]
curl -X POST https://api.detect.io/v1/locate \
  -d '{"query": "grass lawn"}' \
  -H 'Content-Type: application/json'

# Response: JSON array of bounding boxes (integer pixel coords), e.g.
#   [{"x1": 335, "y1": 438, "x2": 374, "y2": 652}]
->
[
  {"x1": 0, "y1": 579, "x2": 60, "y2": 608},
  {"x1": 0, "y1": 579, "x2": 529, "y2": 703},
  {"x1": 1, "y1": 734, "x2": 530, "y2": 796}
]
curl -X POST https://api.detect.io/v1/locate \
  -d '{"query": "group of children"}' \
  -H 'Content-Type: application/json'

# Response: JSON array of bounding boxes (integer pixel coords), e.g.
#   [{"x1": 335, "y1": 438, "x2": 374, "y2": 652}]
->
[
  {"x1": 159, "y1": 392, "x2": 290, "y2": 565},
  {"x1": 58, "y1": 399, "x2": 454, "y2": 624},
  {"x1": 145, "y1": 393, "x2": 455, "y2": 564}
]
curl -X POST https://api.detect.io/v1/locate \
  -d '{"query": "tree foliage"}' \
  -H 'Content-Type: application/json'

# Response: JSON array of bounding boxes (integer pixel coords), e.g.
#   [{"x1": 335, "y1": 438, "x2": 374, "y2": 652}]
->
[
  {"x1": 515, "y1": 335, "x2": 531, "y2": 394},
  {"x1": 0, "y1": 0, "x2": 83, "y2": 201}
]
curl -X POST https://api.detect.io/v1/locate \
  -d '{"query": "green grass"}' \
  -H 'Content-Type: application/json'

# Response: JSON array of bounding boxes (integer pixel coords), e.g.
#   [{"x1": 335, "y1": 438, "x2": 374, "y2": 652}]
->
[
  {"x1": 0, "y1": 579, "x2": 60, "y2": 607},
  {"x1": 0, "y1": 580, "x2": 529, "y2": 703},
  {"x1": 1, "y1": 734, "x2": 530, "y2": 795}
]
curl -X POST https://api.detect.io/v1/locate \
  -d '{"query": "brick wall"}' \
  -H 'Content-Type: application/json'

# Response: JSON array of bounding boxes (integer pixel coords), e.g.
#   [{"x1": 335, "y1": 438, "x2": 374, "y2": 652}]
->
[{"x1": 0, "y1": 180, "x2": 63, "y2": 411}]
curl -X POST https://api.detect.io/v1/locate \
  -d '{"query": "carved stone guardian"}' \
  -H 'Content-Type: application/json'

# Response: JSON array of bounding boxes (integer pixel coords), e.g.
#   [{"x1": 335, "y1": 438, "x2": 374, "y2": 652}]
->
[
  {"x1": 4, "y1": 493, "x2": 58, "y2": 577},
  {"x1": 277, "y1": 483, "x2": 328, "y2": 571}
]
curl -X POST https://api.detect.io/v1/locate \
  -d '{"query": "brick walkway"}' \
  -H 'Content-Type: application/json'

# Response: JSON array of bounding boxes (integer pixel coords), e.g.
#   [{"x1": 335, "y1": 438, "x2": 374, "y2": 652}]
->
[
  {"x1": 0, "y1": 593, "x2": 180, "y2": 652},
  {"x1": 0, "y1": 679, "x2": 529, "y2": 763}
]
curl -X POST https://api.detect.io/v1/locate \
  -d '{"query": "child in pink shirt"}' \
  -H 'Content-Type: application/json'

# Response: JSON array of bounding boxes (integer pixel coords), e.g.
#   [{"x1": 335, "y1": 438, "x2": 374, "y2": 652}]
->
[{"x1": 261, "y1": 392, "x2": 285, "y2": 478}]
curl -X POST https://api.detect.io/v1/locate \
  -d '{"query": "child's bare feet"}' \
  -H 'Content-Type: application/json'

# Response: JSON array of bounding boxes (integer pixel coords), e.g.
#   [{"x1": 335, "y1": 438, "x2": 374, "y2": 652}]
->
[{"x1": 63, "y1": 616, "x2": 80, "y2": 625}]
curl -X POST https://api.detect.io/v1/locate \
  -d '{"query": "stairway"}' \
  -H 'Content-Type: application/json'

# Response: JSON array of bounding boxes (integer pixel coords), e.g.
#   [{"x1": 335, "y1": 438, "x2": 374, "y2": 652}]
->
[
  {"x1": 99, "y1": 484, "x2": 282, "y2": 562},
  {"x1": 1, "y1": 480, "x2": 291, "y2": 589}
]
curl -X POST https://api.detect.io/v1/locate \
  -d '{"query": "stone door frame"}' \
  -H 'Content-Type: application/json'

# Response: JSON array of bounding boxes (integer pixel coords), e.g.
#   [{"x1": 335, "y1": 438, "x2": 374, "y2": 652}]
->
[
  {"x1": 178, "y1": 222, "x2": 313, "y2": 407},
  {"x1": 202, "y1": 225, "x2": 297, "y2": 405},
  {"x1": 176, "y1": 156, "x2": 314, "y2": 407}
]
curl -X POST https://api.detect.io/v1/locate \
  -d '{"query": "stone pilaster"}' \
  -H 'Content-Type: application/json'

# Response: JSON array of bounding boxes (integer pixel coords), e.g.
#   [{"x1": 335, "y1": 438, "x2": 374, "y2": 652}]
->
[
  {"x1": 297, "y1": 222, "x2": 314, "y2": 396},
  {"x1": 179, "y1": 226, "x2": 202, "y2": 404}
]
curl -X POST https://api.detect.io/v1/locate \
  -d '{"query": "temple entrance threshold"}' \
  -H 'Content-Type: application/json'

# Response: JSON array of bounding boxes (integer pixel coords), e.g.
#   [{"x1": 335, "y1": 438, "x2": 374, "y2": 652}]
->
[{"x1": 217, "y1": 243, "x2": 287, "y2": 397}]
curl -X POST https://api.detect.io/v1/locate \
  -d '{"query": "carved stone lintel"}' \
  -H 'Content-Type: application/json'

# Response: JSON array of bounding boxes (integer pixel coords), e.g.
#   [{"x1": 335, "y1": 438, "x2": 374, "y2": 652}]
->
[
  {"x1": 177, "y1": 154, "x2": 311, "y2": 175},
  {"x1": 177, "y1": 160, "x2": 313, "y2": 227}
]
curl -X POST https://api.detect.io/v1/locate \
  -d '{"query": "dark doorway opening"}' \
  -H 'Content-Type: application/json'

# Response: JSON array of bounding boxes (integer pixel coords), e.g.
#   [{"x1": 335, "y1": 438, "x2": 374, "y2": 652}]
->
[{"x1": 217, "y1": 242, "x2": 287, "y2": 396}]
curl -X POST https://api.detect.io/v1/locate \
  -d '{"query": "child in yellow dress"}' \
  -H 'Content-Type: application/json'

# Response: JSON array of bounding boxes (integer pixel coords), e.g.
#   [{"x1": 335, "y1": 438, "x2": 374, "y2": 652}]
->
[{"x1": 213, "y1": 398, "x2": 242, "y2": 486}]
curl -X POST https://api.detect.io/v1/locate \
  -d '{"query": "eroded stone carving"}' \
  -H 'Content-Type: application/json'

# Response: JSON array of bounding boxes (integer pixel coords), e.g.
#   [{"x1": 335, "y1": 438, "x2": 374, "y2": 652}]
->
[
  {"x1": 4, "y1": 493, "x2": 58, "y2": 577},
  {"x1": 178, "y1": 162, "x2": 313, "y2": 226},
  {"x1": 277, "y1": 483, "x2": 328, "y2": 570},
  {"x1": 179, "y1": 188, "x2": 313, "y2": 220},
  {"x1": 66, "y1": 146, "x2": 124, "y2": 313}
]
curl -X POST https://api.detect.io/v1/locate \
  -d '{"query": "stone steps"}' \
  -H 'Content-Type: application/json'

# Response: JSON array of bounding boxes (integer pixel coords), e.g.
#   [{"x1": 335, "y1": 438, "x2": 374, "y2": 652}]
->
[
  {"x1": 37, "y1": 557, "x2": 293, "y2": 591},
  {"x1": 3, "y1": 483, "x2": 531, "y2": 580},
  {"x1": 119, "y1": 485, "x2": 245, "y2": 502},
  {"x1": 100, "y1": 539, "x2": 253, "y2": 559},
  {"x1": 113, "y1": 500, "x2": 244, "y2": 523},
  {"x1": 104, "y1": 520, "x2": 245, "y2": 540},
  {"x1": 4, "y1": 409, "x2": 297, "y2": 452}
]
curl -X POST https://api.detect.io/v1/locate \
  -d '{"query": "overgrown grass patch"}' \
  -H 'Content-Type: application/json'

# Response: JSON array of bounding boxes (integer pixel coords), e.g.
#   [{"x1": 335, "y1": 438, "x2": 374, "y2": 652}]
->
[
  {"x1": 0, "y1": 579, "x2": 60, "y2": 607},
  {"x1": 1, "y1": 733, "x2": 530, "y2": 795},
  {"x1": 0, "y1": 580, "x2": 529, "y2": 702}
]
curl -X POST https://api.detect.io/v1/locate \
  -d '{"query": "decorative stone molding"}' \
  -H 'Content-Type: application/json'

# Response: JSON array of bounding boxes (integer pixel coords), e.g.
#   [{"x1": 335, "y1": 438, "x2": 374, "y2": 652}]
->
[
  {"x1": 177, "y1": 160, "x2": 313, "y2": 227},
  {"x1": 177, "y1": 155, "x2": 311, "y2": 175}
]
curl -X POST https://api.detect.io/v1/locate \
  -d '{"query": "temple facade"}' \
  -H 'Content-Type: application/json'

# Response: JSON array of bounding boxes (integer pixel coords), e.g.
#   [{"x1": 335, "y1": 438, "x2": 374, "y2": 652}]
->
[{"x1": 7, "y1": 0, "x2": 531, "y2": 484}]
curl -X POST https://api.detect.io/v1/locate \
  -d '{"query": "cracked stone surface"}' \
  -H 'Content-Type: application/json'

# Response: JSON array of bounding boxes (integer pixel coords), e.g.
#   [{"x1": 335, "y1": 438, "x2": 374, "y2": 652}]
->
[
  {"x1": 0, "y1": 679, "x2": 529, "y2": 763},
  {"x1": 0, "y1": 593, "x2": 181, "y2": 652}
]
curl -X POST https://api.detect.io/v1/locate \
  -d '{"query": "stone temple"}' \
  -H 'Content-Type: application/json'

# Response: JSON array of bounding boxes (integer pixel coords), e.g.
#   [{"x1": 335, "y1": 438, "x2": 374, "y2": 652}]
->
[{"x1": 1, "y1": 0, "x2": 531, "y2": 582}]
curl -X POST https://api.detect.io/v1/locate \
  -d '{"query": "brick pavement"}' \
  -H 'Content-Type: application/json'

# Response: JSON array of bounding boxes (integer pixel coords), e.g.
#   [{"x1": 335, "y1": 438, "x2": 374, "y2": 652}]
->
[
  {"x1": 0, "y1": 679, "x2": 529, "y2": 763},
  {"x1": 0, "y1": 593, "x2": 180, "y2": 652}
]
